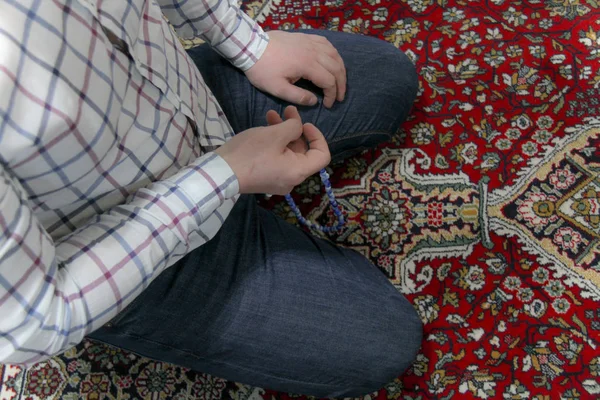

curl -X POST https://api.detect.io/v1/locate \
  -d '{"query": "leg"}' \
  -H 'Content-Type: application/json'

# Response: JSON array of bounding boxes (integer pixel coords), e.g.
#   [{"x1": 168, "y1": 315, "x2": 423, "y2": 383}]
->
[
  {"x1": 89, "y1": 31, "x2": 422, "y2": 397},
  {"x1": 187, "y1": 30, "x2": 418, "y2": 161},
  {"x1": 89, "y1": 195, "x2": 423, "y2": 398}
]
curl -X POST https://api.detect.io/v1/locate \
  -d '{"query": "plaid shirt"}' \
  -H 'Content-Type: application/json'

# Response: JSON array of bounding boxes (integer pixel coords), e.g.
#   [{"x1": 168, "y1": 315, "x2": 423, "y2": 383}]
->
[{"x1": 0, "y1": 0, "x2": 268, "y2": 366}]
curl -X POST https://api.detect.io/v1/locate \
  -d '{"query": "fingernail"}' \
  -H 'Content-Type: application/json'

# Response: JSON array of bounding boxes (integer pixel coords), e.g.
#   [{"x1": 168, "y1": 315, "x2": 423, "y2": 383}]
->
[{"x1": 308, "y1": 97, "x2": 317, "y2": 106}]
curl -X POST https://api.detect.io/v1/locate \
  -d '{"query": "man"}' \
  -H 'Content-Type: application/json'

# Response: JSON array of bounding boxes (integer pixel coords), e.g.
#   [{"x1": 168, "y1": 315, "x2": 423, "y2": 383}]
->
[{"x1": 0, "y1": 0, "x2": 421, "y2": 397}]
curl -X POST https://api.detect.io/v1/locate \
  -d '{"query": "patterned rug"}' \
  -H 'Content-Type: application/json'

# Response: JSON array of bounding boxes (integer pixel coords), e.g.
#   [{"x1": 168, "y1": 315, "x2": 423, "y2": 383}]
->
[{"x1": 2, "y1": 0, "x2": 600, "y2": 399}]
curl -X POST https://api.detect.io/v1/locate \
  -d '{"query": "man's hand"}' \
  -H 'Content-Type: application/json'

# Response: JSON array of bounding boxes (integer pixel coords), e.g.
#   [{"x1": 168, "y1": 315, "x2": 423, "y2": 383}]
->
[
  {"x1": 215, "y1": 106, "x2": 330, "y2": 195},
  {"x1": 245, "y1": 31, "x2": 346, "y2": 108}
]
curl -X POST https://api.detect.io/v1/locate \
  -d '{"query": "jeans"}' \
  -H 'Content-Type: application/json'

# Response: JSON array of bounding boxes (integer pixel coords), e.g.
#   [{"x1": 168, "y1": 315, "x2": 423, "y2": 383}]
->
[{"x1": 89, "y1": 30, "x2": 422, "y2": 398}]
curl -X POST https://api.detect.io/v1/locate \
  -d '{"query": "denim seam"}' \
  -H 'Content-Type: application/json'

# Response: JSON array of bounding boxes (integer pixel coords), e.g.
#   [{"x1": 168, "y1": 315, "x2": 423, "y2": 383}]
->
[{"x1": 89, "y1": 334, "x2": 376, "y2": 390}]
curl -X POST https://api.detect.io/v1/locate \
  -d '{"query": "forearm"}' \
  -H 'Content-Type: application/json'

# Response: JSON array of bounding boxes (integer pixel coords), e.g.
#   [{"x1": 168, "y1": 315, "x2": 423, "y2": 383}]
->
[
  {"x1": 0, "y1": 154, "x2": 238, "y2": 366},
  {"x1": 157, "y1": 0, "x2": 269, "y2": 70}
]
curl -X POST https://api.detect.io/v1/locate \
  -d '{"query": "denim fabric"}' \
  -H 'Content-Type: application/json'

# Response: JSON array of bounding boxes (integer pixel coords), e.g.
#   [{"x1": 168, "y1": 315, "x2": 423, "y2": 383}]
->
[
  {"x1": 89, "y1": 30, "x2": 422, "y2": 398},
  {"x1": 189, "y1": 30, "x2": 418, "y2": 162}
]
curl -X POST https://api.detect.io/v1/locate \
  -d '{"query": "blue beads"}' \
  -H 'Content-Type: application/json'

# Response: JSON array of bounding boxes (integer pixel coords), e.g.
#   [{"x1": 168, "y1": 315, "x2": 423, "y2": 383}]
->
[{"x1": 285, "y1": 168, "x2": 346, "y2": 232}]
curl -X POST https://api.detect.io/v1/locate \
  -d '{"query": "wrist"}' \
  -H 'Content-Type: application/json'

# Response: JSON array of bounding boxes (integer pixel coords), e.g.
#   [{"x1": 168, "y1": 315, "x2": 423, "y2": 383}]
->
[{"x1": 214, "y1": 148, "x2": 248, "y2": 193}]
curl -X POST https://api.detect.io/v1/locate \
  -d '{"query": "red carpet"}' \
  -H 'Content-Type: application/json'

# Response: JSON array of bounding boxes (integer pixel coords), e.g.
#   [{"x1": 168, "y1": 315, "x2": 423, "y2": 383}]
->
[{"x1": 2, "y1": 1, "x2": 599, "y2": 399}]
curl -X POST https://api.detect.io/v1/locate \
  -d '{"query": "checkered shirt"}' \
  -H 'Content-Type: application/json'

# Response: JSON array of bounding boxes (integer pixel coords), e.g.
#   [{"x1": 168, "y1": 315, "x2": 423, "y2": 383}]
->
[{"x1": 0, "y1": 0, "x2": 268, "y2": 366}]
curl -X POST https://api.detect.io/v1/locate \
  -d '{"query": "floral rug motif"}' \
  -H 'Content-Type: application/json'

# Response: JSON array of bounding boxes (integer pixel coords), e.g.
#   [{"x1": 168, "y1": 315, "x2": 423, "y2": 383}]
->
[{"x1": 2, "y1": 0, "x2": 600, "y2": 399}]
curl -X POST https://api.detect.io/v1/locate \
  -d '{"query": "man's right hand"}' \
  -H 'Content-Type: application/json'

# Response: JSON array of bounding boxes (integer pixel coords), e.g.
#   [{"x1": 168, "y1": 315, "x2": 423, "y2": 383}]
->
[{"x1": 215, "y1": 106, "x2": 331, "y2": 195}]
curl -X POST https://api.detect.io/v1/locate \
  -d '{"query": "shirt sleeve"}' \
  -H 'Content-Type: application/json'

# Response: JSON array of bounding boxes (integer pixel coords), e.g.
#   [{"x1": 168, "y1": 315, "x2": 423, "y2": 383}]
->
[
  {"x1": 157, "y1": 0, "x2": 269, "y2": 71},
  {"x1": 0, "y1": 155, "x2": 239, "y2": 366}
]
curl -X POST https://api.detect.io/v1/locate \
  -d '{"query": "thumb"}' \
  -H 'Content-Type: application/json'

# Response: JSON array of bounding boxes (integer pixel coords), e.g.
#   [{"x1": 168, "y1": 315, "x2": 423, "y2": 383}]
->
[
  {"x1": 299, "y1": 123, "x2": 330, "y2": 175},
  {"x1": 274, "y1": 79, "x2": 318, "y2": 106},
  {"x1": 273, "y1": 118, "x2": 304, "y2": 145}
]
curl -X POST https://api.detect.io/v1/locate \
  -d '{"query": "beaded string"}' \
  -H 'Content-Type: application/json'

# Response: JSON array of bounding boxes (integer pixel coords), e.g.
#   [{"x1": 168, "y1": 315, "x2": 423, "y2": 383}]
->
[{"x1": 284, "y1": 169, "x2": 346, "y2": 233}]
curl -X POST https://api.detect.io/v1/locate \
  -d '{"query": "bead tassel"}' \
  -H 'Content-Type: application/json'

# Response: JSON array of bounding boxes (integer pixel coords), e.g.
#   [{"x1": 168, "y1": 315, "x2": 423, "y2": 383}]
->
[{"x1": 285, "y1": 169, "x2": 346, "y2": 232}]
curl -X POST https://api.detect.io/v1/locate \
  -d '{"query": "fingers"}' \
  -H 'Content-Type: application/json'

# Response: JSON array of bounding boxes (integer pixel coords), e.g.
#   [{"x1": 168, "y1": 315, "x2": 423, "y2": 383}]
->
[
  {"x1": 262, "y1": 108, "x2": 329, "y2": 186},
  {"x1": 267, "y1": 105, "x2": 301, "y2": 126},
  {"x1": 299, "y1": 122, "x2": 330, "y2": 175},
  {"x1": 266, "y1": 109, "x2": 283, "y2": 125},
  {"x1": 275, "y1": 118, "x2": 304, "y2": 144},
  {"x1": 273, "y1": 79, "x2": 318, "y2": 106},
  {"x1": 283, "y1": 105, "x2": 302, "y2": 121},
  {"x1": 302, "y1": 64, "x2": 337, "y2": 108},
  {"x1": 268, "y1": 35, "x2": 346, "y2": 108},
  {"x1": 311, "y1": 36, "x2": 346, "y2": 102},
  {"x1": 317, "y1": 53, "x2": 346, "y2": 103},
  {"x1": 288, "y1": 137, "x2": 308, "y2": 154},
  {"x1": 302, "y1": 123, "x2": 329, "y2": 157},
  {"x1": 266, "y1": 106, "x2": 306, "y2": 151},
  {"x1": 281, "y1": 106, "x2": 307, "y2": 153},
  {"x1": 309, "y1": 34, "x2": 330, "y2": 45}
]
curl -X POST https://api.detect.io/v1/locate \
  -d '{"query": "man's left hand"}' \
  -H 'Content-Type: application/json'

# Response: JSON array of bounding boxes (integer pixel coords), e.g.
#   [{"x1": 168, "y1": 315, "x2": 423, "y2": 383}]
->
[{"x1": 245, "y1": 31, "x2": 346, "y2": 108}]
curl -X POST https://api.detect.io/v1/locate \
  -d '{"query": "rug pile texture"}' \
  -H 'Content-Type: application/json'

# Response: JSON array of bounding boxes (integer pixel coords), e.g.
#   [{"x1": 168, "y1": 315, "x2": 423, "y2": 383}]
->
[{"x1": 2, "y1": 0, "x2": 600, "y2": 399}]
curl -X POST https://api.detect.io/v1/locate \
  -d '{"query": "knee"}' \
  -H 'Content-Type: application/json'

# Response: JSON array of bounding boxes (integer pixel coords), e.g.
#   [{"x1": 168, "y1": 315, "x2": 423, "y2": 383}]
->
[
  {"x1": 365, "y1": 301, "x2": 423, "y2": 391},
  {"x1": 393, "y1": 49, "x2": 419, "y2": 105},
  {"x1": 378, "y1": 44, "x2": 419, "y2": 114},
  {"x1": 313, "y1": 30, "x2": 419, "y2": 104},
  {"x1": 335, "y1": 297, "x2": 423, "y2": 398},
  {"x1": 387, "y1": 308, "x2": 423, "y2": 376},
  {"x1": 361, "y1": 40, "x2": 418, "y2": 129}
]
